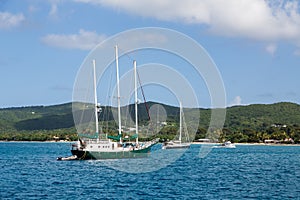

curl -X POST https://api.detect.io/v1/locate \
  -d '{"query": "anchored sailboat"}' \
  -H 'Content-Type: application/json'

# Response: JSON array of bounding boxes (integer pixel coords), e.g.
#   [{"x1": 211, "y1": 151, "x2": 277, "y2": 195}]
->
[
  {"x1": 162, "y1": 102, "x2": 191, "y2": 149},
  {"x1": 70, "y1": 46, "x2": 157, "y2": 160}
]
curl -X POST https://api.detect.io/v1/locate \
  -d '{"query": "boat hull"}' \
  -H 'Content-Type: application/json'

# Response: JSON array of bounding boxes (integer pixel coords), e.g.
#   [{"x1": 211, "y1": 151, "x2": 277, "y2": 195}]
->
[
  {"x1": 213, "y1": 146, "x2": 236, "y2": 148},
  {"x1": 71, "y1": 146, "x2": 152, "y2": 160},
  {"x1": 162, "y1": 144, "x2": 190, "y2": 149},
  {"x1": 213, "y1": 141, "x2": 236, "y2": 148}
]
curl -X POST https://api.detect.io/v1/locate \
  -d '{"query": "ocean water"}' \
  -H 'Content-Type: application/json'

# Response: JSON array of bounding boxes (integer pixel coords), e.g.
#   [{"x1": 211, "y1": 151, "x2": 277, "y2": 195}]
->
[{"x1": 0, "y1": 142, "x2": 299, "y2": 199}]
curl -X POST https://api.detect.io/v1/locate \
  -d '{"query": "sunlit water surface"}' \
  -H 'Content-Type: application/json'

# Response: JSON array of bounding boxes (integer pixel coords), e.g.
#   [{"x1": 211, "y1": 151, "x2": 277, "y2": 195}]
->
[{"x1": 0, "y1": 142, "x2": 299, "y2": 199}]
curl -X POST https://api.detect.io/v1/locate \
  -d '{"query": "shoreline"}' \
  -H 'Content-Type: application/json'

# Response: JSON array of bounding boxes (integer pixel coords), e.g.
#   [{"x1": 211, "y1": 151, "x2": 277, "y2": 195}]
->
[
  {"x1": 1, "y1": 140, "x2": 300, "y2": 146},
  {"x1": 192, "y1": 142, "x2": 300, "y2": 146},
  {"x1": 0, "y1": 140, "x2": 72, "y2": 143}
]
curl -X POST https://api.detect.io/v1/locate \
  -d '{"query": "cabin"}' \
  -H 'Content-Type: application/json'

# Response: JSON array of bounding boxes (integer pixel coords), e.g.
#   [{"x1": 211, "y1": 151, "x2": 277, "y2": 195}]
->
[
  {"x1": 53, "y1": 136, "x2": 60, "y2": 142},
  {"x1": 271, "y1": 124, "x2": 287, "y2": 128},
  {"x1": 264, "y1": 139, "x2": 280, "y2": 144}
]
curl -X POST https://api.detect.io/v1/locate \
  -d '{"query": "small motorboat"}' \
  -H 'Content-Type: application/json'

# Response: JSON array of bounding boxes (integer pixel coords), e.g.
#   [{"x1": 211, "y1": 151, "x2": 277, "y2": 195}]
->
[
  {"x1": 213, "y1": 141, "x2": 236, "y2": 148},
  {"x1": 57, "y1": 155, "x2": 78, "y2": 161}
]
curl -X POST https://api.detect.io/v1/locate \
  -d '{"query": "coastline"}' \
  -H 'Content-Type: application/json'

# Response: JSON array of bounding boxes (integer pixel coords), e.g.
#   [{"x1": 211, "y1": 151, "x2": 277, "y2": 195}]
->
[
  {"x1": 0, "y1": 140, "x2": 72, "y2": 143},
  {"x1": 1, "y1": 140, "x2": 300, "y2": 146},
  {"x1": 192, "y1": 142, "x2": 300, "y2": 146}
]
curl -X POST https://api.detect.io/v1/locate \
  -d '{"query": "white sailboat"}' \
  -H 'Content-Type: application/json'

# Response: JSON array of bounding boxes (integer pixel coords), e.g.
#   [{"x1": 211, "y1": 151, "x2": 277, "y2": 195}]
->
[
  {"x1": 70, "y1": 45, "x2": 157, "y2": 160},
  {"x1": 162, "y1": 102, "x2": 191, "y2": 149}
]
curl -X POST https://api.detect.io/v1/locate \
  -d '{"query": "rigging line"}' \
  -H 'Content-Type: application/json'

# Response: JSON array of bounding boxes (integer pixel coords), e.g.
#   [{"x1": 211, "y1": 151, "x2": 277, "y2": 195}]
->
[
  {"x1": 105, "y1": 61, "x2": 115, "y2": 131},
  {"x1": 123, "y1": 76, "x2": 133, "y2": 134},
  {"x1": 117, "y1": 46, "x2": 152, "y2": 130},
  {"x1": 116, "y1": 46, "x2": 148, "y2": 126},
  {"x1": 117, "y1": 46, "x2": 136, "y2": 63},
  {"x1": 114, "y1": 46, "x2": 134, "y2": 132},
  {"x1": 182, "y1": 107, "x2": 190, "y2": 142},
  {"x1": 137, "y1": 69, "x2": 151, "y2": 121},
  {"x1": 125, "y1": 70, "x2": 135, "y2": 133},
  {"x1": 78, "y1": 69, "x2": 94, "y2": 137}
]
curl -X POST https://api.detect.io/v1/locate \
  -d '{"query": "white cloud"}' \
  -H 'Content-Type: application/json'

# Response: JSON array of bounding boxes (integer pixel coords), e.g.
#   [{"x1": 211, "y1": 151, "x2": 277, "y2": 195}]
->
[
  {"x1": 229, "y1": 96, "x2": 242, "y2": 107},
  {"x1": 294, "y1": 49, "x2": 300, "y2": 56},
  {"x1": 74, "y1": 0, "x2": 300, "y2": 45},
  {"x1": 0, "y1": 12, "x2": 25, "y2": 29},
  {"x1": 28, "y1": 5, "x2": 39, "y2": 13},
  {"x1": 112, "y1": 31, "x2": 168, "y2": 50},
  {"x1": 47, "y1": 0, "x2": 60, "y2": 19},
  {"x1": 41, "y1": 29, "x2": 107, "y2": 50},
  {"x1": 265, "y1": 43, "x2": 277, "y2": 55},
  {"x1": 49, "y1": 3, "x2": 58, "y2": 17},
  {"x1": 41, "y1": 28, "x2": 167, "y2": 50}
]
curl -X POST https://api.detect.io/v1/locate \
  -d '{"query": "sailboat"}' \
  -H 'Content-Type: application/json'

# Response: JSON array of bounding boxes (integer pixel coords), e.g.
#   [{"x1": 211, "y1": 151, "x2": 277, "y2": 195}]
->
[
  {"x1": 162, "y1": 102, "x2": 191, "y2": 149},
  {"x1": 70, "y1": 46, "x2": 157, "y2": 160}
]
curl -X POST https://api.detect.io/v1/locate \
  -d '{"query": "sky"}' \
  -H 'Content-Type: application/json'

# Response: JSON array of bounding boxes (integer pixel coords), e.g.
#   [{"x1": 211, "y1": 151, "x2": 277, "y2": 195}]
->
[{"x1": 1, "y1": 0, "x2": 300, "y2": 108}]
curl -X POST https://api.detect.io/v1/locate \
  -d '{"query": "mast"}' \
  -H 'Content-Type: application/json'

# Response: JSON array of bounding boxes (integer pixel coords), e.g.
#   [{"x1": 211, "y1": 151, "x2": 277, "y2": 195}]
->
[
  {"x1": 115, "y1": 45, "x2": 122, "y2": 143},
  {"x1": 134, "y1": 60, "x2": 138, "y2": 144},
  {"x1": 179, "y1": 101, "x2": 182, "y2": 143},
  {"x1": 92, "y1": 59, "x2": 99, "y2": 140}
]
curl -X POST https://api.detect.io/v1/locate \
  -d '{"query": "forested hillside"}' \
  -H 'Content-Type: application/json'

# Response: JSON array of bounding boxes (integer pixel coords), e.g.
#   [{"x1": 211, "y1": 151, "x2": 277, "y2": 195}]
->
[
  {"x1": 0, "y1": 102, "x2": 299, "y2": 143},
  {"x1": 220, "y1": 102, "x2": 300, "y2": 143},
  {"x1": 0, "y1": 103, "x2": 76, "y2": 141}
]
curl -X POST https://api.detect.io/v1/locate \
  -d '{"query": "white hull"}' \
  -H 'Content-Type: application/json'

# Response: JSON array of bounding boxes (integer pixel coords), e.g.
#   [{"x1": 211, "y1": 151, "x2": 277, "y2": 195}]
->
[
  {"x1": 213, "y1": 141, "x2": 236, "y2": 148},
  {"x1": 213, "y1": 145, "x2": 236, "y2": 148},
  {"x1": 162, "y1": 141, "x2": 191, "y2": 149},
  {"x1": 71, "y1": 139, "x2": 157, "y2": 160}
]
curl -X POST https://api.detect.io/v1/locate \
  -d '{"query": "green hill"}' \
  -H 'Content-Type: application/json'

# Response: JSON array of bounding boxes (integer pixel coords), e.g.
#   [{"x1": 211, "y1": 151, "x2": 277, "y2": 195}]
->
[
  {"x1": 0, "y1": 102, "x2": 300, "y2": 143},
  {"x1": 225, "y1": 102, "x2": 300, "y2": 129}
]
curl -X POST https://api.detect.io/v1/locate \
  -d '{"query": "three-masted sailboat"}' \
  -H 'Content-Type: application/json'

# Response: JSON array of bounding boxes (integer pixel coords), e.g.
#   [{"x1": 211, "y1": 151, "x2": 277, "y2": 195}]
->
[
  {"x1": 70, "y1": 46, "x2": 157, "y2": 160},
  {"x1": 162, "y1": 101, "x2": 191, "y2": 149}
]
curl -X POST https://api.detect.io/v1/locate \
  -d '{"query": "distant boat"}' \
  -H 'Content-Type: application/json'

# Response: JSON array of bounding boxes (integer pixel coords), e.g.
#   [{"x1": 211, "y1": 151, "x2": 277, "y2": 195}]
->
[
  {"x1": 162, "y1": 102, "x2": 191, "y2": 149},
  {"x1": 70, "y1": 45, "x2": 157, "y2": 160},
  {"x1": 213, "y1": 141, "x2": 236, "y2": 148},
  {"x1": 162, "y1": 140, "x2": 190, "y2": 149}
]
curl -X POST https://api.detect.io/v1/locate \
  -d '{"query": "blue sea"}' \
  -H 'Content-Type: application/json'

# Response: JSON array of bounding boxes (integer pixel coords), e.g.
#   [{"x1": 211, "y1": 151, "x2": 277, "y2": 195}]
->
[{"x1": 0, "y1": 142, "x2": 299, "y2": 199}]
